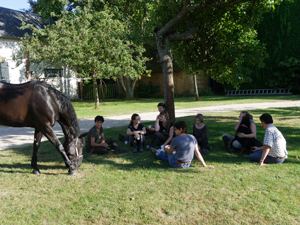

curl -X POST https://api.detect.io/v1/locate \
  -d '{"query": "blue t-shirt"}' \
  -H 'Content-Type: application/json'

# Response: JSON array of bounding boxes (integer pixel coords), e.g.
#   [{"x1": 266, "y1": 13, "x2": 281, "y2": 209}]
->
[{"x1": 170, "y1": 134, "x2": 197, "y2": 162}]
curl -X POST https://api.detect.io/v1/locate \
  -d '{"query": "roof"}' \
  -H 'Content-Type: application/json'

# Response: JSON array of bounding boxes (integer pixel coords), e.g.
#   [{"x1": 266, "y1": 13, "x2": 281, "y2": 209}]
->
[{"x1": 0, "y1": 7, "x2": 52, "y2": 39}]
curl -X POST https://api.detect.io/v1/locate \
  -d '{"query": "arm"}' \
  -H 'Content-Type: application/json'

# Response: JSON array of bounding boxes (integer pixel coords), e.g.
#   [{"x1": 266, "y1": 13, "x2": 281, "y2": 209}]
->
[
  {"x1": 251, "y1": 146, "x2": 263, "y2": 152},
  {"x1": 162, "y1": 126, "x2": 174, "y2": 146},
  {"x1": 126, "y1": 128, "x2": 132, "y2": 135},
  {"x1": 234, "y1": 118, "x2": 243, "y2": 131},
  {"x1": 164, "y1": 145, "x2": 175, "y2": 154},
  {"x1": 154, "y1": 117, "x2": 160, "y2": 131},
  {"x1": 237, "y1": 122, "x2": 256, "y2": 138},
  {"x1": 259, "y1": 145, "x2": 271, "y2": 166},
  {"x1": 194, "y1": 144, "x2": 214, "y2": 168},
  {"x1": 140, "y1": 126, "x2": 147, "y2": 135},
  {"x1": 90, "y1": 136, "x2": 108, "y2": 148}
]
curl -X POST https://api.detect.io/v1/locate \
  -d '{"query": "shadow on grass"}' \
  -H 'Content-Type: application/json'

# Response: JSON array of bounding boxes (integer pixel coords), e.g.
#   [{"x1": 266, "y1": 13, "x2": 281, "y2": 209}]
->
[{"x1": 2, "y1": 107, "x2": 299, "y2": 174}]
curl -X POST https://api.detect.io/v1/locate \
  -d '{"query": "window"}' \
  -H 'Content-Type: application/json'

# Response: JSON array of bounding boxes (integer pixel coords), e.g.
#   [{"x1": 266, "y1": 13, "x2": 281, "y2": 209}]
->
[
  {"x1": 44, "y1": 69, "x2": 63, "y2": 78},
  {"x1": 0, "y1": 62, "x2": 9, "y2": 82}
]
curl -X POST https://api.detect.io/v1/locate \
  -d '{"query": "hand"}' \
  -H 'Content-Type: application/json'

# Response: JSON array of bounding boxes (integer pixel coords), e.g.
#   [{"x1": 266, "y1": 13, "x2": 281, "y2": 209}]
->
[
  {"x1": 259, "y1": 161, "x2": 266, "y2": 166},
  {"x1": 134, "y1": 132, "x2": 140, "y2": 139},
  {"x1": 205, "y1": 165, "x2": 214, "y2": 168},
  {"x1": 251, "y1": 146, "x2": 258, "y2": 152},
  {"x1": 237, "y1": 132, "x2": 245, "y2": 138},
  {"x1": 164, "y1": 145, "x2": 170, "y2": 150},
  {"x1": 239, "y1": 112, "x2": 246, "y2": 120},
  {"x1": 101, "y1": 142, "x2": 108, "y2": 148}
]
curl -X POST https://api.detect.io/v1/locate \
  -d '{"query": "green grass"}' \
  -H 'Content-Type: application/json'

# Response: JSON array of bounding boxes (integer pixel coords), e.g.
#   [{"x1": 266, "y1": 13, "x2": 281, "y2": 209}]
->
[
  {"x1": 72, "y1": 95, "x2": 300, "y2": 118},
  {"x1": 0, "y1": 106, "x2": 299, "y2": 224}
]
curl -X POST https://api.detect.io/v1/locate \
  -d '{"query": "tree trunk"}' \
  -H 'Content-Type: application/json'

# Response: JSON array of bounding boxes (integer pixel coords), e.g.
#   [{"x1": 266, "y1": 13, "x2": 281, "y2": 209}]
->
[
  {"x1": 118, "y1": 75, "x2": 136, "y2": 99},
  {"x1": 100, "y1": 79, "x2": 105, "y2": 102},
  {"x1": 155, "y1": 33, "x2": 175, "y2": 122},
  {"x1": 93, "y1": 76, "x2": 100, "y2": 109},
  {"x1": 194, "y1": 75, "x2": 200, "y2": 101}
]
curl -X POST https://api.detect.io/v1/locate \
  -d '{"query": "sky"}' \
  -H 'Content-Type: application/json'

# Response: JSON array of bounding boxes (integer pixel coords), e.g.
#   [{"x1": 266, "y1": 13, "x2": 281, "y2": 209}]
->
[{"x1": 1, "y1": 0, "x2": 31, "y2": 11}]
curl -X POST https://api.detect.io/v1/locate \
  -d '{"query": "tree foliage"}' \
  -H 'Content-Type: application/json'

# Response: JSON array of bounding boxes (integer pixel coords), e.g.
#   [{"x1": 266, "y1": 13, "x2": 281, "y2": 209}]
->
[
  {"x1": 14, "y1": 5, "x2": 150, "y2": 106},
  {"x1": 147, "y1": 0, "x2": 284, "y2": 120},
  {"x1": 236, "y1": 0, "x2": 300, "y2": 91}
]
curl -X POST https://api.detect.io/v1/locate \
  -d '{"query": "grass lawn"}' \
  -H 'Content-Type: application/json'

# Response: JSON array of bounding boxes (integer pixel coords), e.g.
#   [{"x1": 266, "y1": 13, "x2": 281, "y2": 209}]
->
[
  {"x1": 0, "y1": 105, "x2": 299, "y2": 224},
  {"x1": 72, "y1": 95, "x2": 300, "y2": 119}
]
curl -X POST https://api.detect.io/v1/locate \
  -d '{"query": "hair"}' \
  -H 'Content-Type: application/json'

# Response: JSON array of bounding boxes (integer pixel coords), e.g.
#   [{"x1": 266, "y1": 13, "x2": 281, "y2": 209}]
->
[
  {"x1": 159, "y1": 111, "x2": 171, "y2": 130},
  {"x1": 174, "y1": 121, "x2": 187, "y2": 134},
  {"x1": 94, "y1": 116, "x2": 104, "y2": 123},
  {"x1": 157, "y1": 102, "x2": 166, "y2": 108},
  {"x1": 129, "y1": 113, "x2": 140, "y2": 126},
  {"x1": 241, "y1": 111, "x2": 253, "y2": 120},
  {"x1": 195, "y1": 114, "x2": 204, "y2": 123},
  {"x1": 259, "y1": 113, "x2": 273, "y2": 124}
]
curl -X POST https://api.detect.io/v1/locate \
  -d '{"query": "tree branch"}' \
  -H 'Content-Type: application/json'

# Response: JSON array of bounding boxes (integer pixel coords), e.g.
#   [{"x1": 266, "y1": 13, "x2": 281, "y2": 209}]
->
[
  {"x1": 168, "y1": 28, "x2": 196, "y2": 41},
  {"x1": 160, "y1": 0, "x2": 252, "y2": 36}
]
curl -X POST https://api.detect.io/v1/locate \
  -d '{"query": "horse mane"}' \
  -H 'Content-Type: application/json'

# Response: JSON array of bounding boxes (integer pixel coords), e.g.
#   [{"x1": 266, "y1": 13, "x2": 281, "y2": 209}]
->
[{"x1": 31, "y1": 81, "x2": 81, "y2": 137}]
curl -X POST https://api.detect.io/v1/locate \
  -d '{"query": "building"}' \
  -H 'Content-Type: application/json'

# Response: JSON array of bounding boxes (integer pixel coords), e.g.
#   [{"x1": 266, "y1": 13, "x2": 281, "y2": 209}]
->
[{"x1": 0, "y1": 7, "x2": 78, "y2": 99}]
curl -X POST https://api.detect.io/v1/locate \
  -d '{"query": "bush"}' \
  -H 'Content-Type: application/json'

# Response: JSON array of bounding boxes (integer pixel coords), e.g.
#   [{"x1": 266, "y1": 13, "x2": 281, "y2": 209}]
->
[
  {"x1": 135, "y1": 81, "x2": 160, "y2": 98},
  {"x1": 199, "y1": 87, "x2": 214, "y2": 96}
]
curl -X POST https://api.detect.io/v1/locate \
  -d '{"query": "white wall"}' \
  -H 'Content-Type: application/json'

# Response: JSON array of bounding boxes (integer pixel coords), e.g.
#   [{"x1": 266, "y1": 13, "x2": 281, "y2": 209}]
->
[
  {"x1": 0, "y1": 38, "x2": 27, "y2": 83},
  {"x1": 0, "y1": 37, "x2": 78, "y2": 99}
]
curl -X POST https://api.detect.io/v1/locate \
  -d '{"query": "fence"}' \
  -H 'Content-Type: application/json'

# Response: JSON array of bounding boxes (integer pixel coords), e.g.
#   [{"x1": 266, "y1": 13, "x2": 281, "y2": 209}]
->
[
  {"x1": 78, "y1": 83, "x2": 118, "y2": 100},
  {"x1": 226, "y1": 88, "x2": 292, "y2": 96}
]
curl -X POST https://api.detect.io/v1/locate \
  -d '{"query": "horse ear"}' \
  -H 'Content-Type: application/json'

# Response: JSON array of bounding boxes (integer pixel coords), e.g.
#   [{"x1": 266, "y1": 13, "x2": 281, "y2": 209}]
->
[{"x1": 79, "y1": 132, "x2": 89, "y2": 138}]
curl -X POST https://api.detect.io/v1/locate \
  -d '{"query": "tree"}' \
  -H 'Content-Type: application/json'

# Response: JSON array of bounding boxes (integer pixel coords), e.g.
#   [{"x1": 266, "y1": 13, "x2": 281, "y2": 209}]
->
[
  {"x1": 15, "y1": 6, "x2": 149, "y2": 108},
  {"x1": 149, "y1": 0, "x2": 282, "y2": 121},
  {"x1": 27, "y1": 0, "x2": 154, "y2": 99}
]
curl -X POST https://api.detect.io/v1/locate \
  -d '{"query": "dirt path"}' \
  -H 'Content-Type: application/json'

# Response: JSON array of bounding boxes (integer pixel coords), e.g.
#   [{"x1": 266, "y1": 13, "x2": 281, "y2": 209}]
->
[{"x1": 1, "y1": 100, "x2": 299, "y2": 150}]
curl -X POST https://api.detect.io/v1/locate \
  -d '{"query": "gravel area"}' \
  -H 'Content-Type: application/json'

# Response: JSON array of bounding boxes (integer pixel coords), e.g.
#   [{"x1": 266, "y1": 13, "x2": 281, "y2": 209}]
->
[{"x1": 0, "y1": 100, "x2": 299, "y2": 150}]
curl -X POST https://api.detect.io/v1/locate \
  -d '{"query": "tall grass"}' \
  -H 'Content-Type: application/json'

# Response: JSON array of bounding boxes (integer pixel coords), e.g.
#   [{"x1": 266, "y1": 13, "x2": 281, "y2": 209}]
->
[{"x1": 0, "y1": 107, "x2": 299, "y2": 224}]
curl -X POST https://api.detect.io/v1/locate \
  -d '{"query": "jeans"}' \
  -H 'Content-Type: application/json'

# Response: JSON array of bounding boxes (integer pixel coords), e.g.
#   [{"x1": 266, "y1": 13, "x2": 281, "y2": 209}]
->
[
  {"x1": 157, "y1": 152, "x2": 192, "y2": 169},
  {"x1": 249, "y1": 150, "x2": 286, "y2": 164}
]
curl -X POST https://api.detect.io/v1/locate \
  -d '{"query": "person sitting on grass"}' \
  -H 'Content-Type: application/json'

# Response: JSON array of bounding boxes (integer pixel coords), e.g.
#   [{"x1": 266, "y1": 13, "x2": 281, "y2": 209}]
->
[
  {"x1": 222, "y1": 111, "x2": 257, "y2": 153},
  {"x1": 149, "y1": 111, "x2": 174, "y2": 152},
  {"x1": 127, "y1": 113, "x2": 147, "y2": 153},
  {"x1": 193, "y1": 113, "x2": 211, "y2": 155},
  {"x1": 85, "y1": 116, "x2": 127, "y2": 155},
  {"x1": 151, "y1": 121, "x2": 214, "y2": 169},
  {"x1": 118, "y1": 102, "x2": 166, "y2": 142},
  {"x1": 249, "y1": 113, "x2": 288, "y2": 166}
]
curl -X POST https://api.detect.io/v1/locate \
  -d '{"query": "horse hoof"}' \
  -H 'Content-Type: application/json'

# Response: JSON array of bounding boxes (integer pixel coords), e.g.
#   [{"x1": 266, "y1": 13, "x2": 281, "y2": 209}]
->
[
  {"x1": 68, "y1": 169, "x2": 77, "y2": 176},
  {"x1": 32, "y1": 169, "x2": 40, "y2": 175}
]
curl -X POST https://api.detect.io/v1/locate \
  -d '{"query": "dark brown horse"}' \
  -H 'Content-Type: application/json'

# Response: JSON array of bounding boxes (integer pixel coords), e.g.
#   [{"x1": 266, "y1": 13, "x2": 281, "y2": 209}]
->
[{"x1": 0, "y1": 81, "x2": 84, "y2": 175}]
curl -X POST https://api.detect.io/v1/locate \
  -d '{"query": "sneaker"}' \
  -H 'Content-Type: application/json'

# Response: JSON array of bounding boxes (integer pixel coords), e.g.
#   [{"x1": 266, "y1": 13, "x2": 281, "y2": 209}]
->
[
  {"x1": 149, "y1": 147, "x2": 157, "y2": 156},
  {"x1": 133, "y1": 148, "x2": 138, "y2": 153},
  {"x1": 139, "y1": 148, "x2": 143, "y2": 153}
]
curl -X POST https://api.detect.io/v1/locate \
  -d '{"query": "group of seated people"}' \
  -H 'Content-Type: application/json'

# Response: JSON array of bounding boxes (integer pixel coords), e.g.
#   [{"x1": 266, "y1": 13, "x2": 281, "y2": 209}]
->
[{"x1": 85, "y1": 102, "x2": 288, "y2": 169}]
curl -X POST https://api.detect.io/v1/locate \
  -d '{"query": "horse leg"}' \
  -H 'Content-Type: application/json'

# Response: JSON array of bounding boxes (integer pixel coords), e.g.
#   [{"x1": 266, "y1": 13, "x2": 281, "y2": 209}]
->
[
  {"x1": 31, "y1": 130, "x2": 43, "y2": 175},
  {"x1": 41, "y1": 123, "x2": 77, "y2": 176}
]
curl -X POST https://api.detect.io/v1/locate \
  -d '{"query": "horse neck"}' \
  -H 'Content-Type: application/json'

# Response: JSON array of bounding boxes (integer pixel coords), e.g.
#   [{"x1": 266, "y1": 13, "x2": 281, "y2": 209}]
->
[{"x1": 58, "y1": 120, "x2": 78, "y2": 145}]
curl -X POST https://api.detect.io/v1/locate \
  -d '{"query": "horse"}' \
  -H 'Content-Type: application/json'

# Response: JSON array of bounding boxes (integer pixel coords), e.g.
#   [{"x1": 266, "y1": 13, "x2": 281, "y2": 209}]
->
[{"x1": 0, "y1": 80, "x2": 84, "y2": 175}]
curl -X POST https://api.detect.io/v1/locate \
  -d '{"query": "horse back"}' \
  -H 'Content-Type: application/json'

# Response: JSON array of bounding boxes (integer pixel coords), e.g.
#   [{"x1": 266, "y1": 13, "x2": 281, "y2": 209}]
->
[{"x1": 0, "y1": 81, "x2": 59, "y2": 128}]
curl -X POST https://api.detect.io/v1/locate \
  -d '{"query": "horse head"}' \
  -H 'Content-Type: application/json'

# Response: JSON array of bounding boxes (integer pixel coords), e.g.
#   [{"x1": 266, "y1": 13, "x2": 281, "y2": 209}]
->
[{"x1": 67, "y1": 136, "x2": 84, "y2": 169}]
